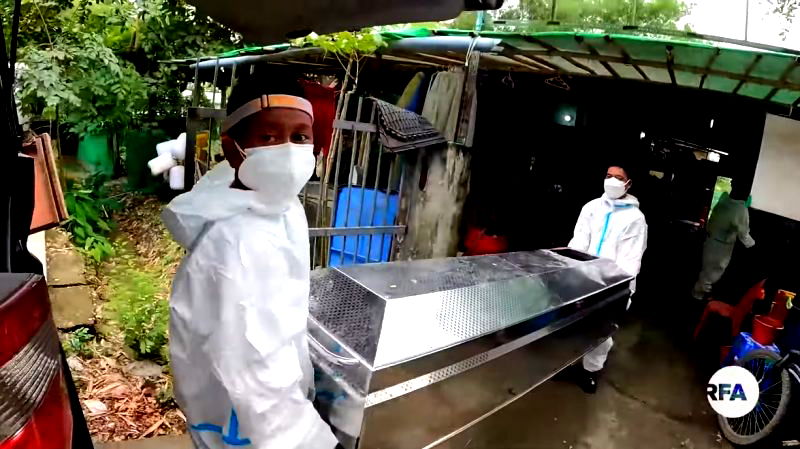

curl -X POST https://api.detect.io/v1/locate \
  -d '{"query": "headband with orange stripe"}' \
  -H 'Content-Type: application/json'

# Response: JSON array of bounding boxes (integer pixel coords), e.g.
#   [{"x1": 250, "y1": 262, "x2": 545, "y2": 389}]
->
[{"x1": 221, "y1": 94, "x2": 314, "y2": 133}]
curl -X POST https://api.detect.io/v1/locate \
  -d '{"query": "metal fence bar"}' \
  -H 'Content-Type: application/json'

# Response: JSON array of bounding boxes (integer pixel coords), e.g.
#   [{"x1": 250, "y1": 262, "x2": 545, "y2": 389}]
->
[
  {"x1": 352, "y1": 105, "x2": 377, "y2": 264},
  {"x1": 391, "y1": 163, "x2": 406, "y2": 259},
  {"x1": 364, "y1": 143, "x2": 384, "y2": 263},
  {"x1": 322, "y1": 93, "x2": 352, "y2": 268},
  {"x1": 311, "y1": 235, "x2": 318, "y2": 268},
  {"x1": 207, "y1": 57, "x2": 221, "y2": 174},
  {"x1": 311, "y1": 156, "x2": 327, "y2": 269},
  {"x1": 328, "y1": 93, "x2": 351, "y2": 228},
  {"x1": 378, "y1": 158, "x2": 396, "y2": 261},
  {"x1": 309, "y1": 226, "x2": 405, "y2": 237},
  {"x1": 341, "y1": 97, "x2": 364, "y2": 264}
]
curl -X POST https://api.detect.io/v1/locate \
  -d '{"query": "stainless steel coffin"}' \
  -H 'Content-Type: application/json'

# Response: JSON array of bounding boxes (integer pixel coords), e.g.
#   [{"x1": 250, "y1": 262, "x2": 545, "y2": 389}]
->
[{"x1": 308, "y1": 249, "x2": 633, "y2": 449}]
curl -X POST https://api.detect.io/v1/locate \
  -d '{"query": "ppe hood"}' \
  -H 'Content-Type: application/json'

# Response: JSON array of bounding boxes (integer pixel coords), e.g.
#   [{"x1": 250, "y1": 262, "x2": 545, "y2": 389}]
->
[
  {"x1": 603, "y1": 193, "x2": 641, "y2": 209},
  {"x1": 162, "y1": 161, "x2": 283, "y2": 249}
]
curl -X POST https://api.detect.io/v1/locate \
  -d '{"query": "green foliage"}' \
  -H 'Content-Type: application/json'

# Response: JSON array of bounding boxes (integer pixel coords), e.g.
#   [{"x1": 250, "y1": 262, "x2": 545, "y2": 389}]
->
[
  {"x1": 294, "y1": 30, "x2": 387, "y2": 57},
  {"x1": 136, "y1": 0, "x2": 239, "y2": 123},
  {"x1": 64, "y1": 174, "x2": 120, "y2": 263},
  {"x1": 63, "y1": 327, "x2": 94, "y2": 357},
  {"x1": 107, "y1": 264, "x2": 169, "y2": 360},
  {"x1": 8, "y1": 0, "x2": 239, "y2": 134},
  {"x1": 19, "y1": 33, "x2": 149, "y2": 136},
  {"x1": 497, "y1": 0, "x2": 687, "y2": 31}
]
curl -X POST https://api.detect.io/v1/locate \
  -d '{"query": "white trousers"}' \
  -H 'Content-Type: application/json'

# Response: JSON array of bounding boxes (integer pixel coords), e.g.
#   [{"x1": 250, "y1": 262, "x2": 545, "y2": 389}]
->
[{"x1": 583, "y1": 337, "x2": 614, "y2": 372}]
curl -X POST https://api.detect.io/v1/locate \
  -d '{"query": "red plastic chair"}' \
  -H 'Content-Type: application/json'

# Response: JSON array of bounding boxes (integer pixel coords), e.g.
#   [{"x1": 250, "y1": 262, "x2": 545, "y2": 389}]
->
[{"x1": 693, "y1": 279, "x2": 767, "y2": 340}]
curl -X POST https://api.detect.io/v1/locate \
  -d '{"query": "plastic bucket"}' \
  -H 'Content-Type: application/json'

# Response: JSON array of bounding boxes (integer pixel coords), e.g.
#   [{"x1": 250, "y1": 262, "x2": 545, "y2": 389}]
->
[
  {"x1": 768, "y1": 290, "x2": 797, "y2": 325},
  {"x1": 77, "y1": 133, "x2": 113, "y2": 176},
  {"x1": 753, "y1": 315, "x2": 784, "y2": 345},
  {"x1": 125, "y1": 129, "x2": 168, "y2": 191},
  {"x1": 464, "y1": 226, "x2": 509, "y2": 256}
]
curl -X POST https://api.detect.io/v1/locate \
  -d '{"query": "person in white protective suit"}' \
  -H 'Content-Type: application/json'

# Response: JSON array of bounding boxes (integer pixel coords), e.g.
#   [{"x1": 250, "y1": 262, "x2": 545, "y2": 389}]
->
[
  {"x1": 162, "y1": 75, "x2": 338, "y2": 449},
  {"x1": 568, "y1": 163, "x2": 648, "y2": 393},
  {"x1": 692, "y1": 186, "x2": 755, "y2": 300}
]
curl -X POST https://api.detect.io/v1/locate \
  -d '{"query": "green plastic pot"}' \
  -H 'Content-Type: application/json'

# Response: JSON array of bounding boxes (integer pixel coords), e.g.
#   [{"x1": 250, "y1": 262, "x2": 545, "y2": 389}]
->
[
  {"x1": 77, "y1": 133, "x2": 114, "y2": 176},
  {"x1": 123, "y1": 129, "x2": 168, "y2": 192}
]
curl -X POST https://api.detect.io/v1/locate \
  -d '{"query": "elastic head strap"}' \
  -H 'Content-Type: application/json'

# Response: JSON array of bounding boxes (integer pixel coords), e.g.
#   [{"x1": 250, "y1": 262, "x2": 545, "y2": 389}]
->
[{"x1": 222, "y1": 94, "x2": 314, "y2": 133}]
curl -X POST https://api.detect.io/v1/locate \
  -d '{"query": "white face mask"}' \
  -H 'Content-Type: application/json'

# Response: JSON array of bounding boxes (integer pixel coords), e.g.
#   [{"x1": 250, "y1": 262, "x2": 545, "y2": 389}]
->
[
  {"x1": 604, "y1": 177, "x2": 629, "y2": 199},
  {"x1": 237, "y1": 142, "x2": 315, "y2": 206}
]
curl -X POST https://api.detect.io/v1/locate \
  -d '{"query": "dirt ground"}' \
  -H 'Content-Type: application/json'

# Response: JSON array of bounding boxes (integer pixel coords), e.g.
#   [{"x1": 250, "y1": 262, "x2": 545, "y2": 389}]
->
[
  {"x1": 95, "y1": 310, "x2": 731, "y2": 449},
  {"x1": 442, "y1": 319, "x2": 731, "y2": 449},
  {"x1": 52, "y1": 183, "x2": 187, "y2": 443}
]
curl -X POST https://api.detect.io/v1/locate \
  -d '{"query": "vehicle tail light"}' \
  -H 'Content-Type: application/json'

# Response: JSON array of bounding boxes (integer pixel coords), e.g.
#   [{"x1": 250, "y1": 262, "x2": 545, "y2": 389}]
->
[{"x1": 0, "y1": 274, "x2": 72, "y2": 449}]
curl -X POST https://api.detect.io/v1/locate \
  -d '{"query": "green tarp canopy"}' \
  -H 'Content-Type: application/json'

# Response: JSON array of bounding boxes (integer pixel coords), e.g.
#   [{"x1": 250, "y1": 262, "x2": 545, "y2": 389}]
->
[{"x1": 174, "y1": 28, "x2": 800, "y2": 109}]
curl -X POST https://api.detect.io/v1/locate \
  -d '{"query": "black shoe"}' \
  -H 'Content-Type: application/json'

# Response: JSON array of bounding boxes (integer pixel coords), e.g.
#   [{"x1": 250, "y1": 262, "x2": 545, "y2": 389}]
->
[{"x1": 577, "y1": 368, "x2": 599, "y2": 394}]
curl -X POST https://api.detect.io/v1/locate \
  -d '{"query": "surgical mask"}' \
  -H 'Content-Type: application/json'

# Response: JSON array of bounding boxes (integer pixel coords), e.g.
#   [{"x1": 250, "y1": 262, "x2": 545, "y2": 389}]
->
[
  {"x1": 604, "y1": 178, "x2": 629, "y2": 199},
  {"x1": 237, "y1": 142, "x2": 315, "y2": 205}
]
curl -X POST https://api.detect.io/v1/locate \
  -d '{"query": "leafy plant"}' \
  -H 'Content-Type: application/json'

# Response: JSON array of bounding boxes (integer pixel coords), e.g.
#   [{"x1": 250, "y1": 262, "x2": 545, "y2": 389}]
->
[
  {"x1": 294, "y1": 29, "x2": 387, "y2": 56},
  {"x1": 293, "y1": 29, "x2": 387, "y2": 87},
  {"x1": 63, "y1": 327, "x2": 94, "y2": 357},
  {"x1": 107, "y1": 264, "x2": 169, "y2": 360},
  {"x1": 18, "y1": 33, "x2": 149, "y2": 137},
  {"x1": 9, "y1": 0, "x2": 239, "y2": 135},
  {"x1": 64, "y1": 174, "x2": 120, "y2": 263}
]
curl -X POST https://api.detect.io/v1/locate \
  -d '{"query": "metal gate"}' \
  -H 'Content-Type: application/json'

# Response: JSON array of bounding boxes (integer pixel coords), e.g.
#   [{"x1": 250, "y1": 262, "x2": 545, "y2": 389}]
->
[{"x1": 302, "y1": 94, "x2": 406, "y2": 269}]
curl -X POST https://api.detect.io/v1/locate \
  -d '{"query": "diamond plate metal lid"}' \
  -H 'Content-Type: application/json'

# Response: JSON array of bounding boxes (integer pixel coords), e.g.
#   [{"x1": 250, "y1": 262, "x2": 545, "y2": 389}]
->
[{"x1": 309, "y1": 250, "x2": 631, "y2": 369}]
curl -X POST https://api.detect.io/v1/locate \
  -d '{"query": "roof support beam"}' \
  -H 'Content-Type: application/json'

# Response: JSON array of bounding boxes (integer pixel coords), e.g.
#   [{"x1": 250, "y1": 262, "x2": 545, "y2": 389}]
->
[
  {"x1": 576, "y1": 36, "x2": 619, "y2": 78},
  {"x1": 604, "y1": 35, "x2": 648, "y2": 81},
  {"x1": 733, "y1": 54, "x2": 763, "y2": 94},
  {"x1": 666, "y1": 46, "x2": 677, "y2": 86},
  {"x1": 381, "y1": 52, "x2": 449, "y2": 68},
  {"x1": 506, "y1": 53, "x2": 557, "y2": 73},
  {"x1": 524, "y1": 36, "x2": 597, "y2": 75},
  {"x1": 500, "y1": 44, "x2": 560, "y2": 72},
  {"x1": 415, "y1": 52, "x2": 465, "y2": 65},
  {"x1": 764, "y1": 57, "x2": 799, "y2": 101},
  {"x1": 515, "y1": 48, "x2": 800, "y2": 91},
  {"x1": 699, "y1": 49, "x2": 721, "y2": 89}
]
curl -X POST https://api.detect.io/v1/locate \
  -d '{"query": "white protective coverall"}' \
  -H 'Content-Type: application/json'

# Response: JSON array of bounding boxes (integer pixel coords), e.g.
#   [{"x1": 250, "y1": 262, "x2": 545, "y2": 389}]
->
[
  {"x1": 569, "y1": 194, "x2": 648, "y2": 372},
  {"x1": 692, "y1": 193, "x2": 755, "y2": 299},
  {"x1": 163, "y1": 161, "x2": 337, "y2": 449}
]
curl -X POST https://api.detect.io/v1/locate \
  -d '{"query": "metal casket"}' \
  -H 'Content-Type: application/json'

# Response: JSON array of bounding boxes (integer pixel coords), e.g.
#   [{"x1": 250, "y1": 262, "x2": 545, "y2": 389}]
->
[{"x1": 308, "y1": 249, "x2": 633, "y2": 449}]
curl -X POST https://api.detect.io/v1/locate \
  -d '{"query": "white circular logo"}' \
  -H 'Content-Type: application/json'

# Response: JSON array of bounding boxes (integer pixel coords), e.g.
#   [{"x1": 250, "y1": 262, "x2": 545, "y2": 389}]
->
[{"x1": 707, "y1": 366, "x2": 760, "y2": 418}]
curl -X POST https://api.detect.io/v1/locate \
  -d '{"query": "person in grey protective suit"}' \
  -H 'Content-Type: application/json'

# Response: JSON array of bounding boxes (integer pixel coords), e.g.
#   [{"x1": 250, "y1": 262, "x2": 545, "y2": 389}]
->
[{"x1": 692, "y1": 185, "x2": 755, "y2": 300}]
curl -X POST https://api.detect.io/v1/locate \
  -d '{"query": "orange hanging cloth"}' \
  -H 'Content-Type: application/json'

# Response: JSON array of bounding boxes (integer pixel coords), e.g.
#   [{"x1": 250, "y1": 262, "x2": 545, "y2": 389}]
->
[{"x1": 301, "y1": 80, "x2": 336, "y2": 158}]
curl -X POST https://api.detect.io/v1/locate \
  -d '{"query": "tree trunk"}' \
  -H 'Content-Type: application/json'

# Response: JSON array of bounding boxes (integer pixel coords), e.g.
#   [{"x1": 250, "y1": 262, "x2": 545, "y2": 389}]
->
[{"x1": 396, "y1": 144, "x2": 471, "y2": 260}]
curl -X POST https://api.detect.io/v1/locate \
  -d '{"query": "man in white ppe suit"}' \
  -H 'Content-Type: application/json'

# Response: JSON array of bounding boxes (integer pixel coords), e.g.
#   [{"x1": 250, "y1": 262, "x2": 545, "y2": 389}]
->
[
  {"x1": 692, "y1": 185, "x2": 755, "y2": 300},
  {"x1": 163, "y1": 75, "x2": 338, "y2": 449},
  {"x1": 568, "y1": 163, "x2": 648, "y2": 393}
]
